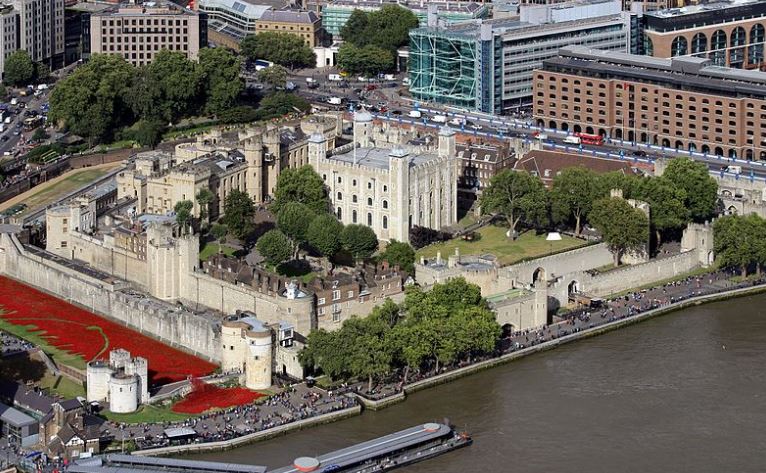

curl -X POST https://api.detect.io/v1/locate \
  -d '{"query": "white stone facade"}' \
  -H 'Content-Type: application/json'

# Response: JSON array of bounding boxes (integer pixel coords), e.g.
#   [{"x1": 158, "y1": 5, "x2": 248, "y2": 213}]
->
[
  {"x1": 309, "y1": 113, "x2": 458, "y2": 241},
  {"x1": 221, "y1": 316, "x2": 273, "y2": 390},
  {"x1": 86, "y1": 349, "x2": 149, "y2": 413}
]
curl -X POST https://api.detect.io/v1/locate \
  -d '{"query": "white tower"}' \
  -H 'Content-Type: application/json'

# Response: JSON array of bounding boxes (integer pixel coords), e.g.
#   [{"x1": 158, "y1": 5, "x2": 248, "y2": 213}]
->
[
  {"x1": 353, "y1": 111, "x2": 373, "y2": 148},
  {"x1": 308, "y1": 132, "x2": 327, "y2": 167},
  {"x1": 389, "y1": 147, "x2": 411, "y2": 242}
]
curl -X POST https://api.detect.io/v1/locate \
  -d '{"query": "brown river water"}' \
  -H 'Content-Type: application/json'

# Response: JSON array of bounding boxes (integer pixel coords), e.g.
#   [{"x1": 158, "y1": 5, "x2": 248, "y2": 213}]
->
[{"x1": 185, "y1": 294, "x2": 766, "y2": 472}]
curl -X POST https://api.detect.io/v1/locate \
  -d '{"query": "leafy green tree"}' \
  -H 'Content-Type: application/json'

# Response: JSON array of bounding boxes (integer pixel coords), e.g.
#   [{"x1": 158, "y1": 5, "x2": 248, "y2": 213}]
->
[
  {"x1": 196, "y1": 188, "x2": 215, "y2": 226},
  {"x1": 257, "y1": 229, "x2": 293, "y2": 266},
  {"x1": 340, "y1": 5, "x2": 418, "y2": 53},
  {"x1": 341, "y1": 224, "x2": 378, "y2": 263},
  {"x1": 48, "y1": 54, "x2": 136, "y2": 144},
  {"x1": 4, "y1": 51, "x2": 35, "y2": 86},
  {"x1": 662, "y1": 158, "x2": 718, "y2": 222},
  {"x1": 222, "y1": 189, "x2": 256, "y2": 240},
  {"x1": 31, "y1": 128, "x2": 48, "y2": 143},
  {"x1": 276, "y1": 202, "x2": 316, "y2": 257},
  {"x1": 210, "y1": 223, "x2": 228, "y2": 254},
  {"x1": 272, "y1": 165, "x2": 329, "y2": 215},
  {"x1": 337, "y1": 43, "x2": 394, "y2": 76},
  {"x1": 34, "y1": 62, "x2": 50, "y2": 83},
  {"x1": 340, "y1": 9, "x2": 370, "y2": 46},
  {"x1": 256, "y1": 91, "x2": 310, "y2": 120},
  {"x1": 130, "y1": 50, "x2": 203, "y2": 123},
  {"x1": 257, "y1": 65, "x2": 288, "y2": 90},
  {"x1": 240, "y1": 32, "x2": 316, "y2": 69},
  {"x1": 480, "y1": 170, "x2": 548, "y2": 239},
  {"x1": 219, "y1": 106, "x2": 259, "y2": 124},
  {"x1": 199, "y1": 47, "x2": 243, "y2": 115},
  {"x1": 550, "y1": 166, "x2": 600, "y2": 235},
  {"x1": 174, "y1": 200, "x2": 194, "y2": 234},
  {"x1": 0, "y1": 83, "x2": 7, "y2": 99},
  {"x1": 590, "y1": 197, "x2": 650, "y2": 266},
  {"x1": 379, "y1": 240, "x2": 415, "y2": 273},
  {"x1": 634, "y1": 176, "x2": 689, "y2": 246},
  {"x1": 596, "y1": 171, "x2": 637, "y2": 199},
  {"x1": 713, "y1": 214, "x2": 766, "y2": 277},
  {"x1": 133, "y1": 119, "x2": 166, "y2": 148},
  {"x1": 307, "y1": 213, "x2": 344, "y2": 259}
]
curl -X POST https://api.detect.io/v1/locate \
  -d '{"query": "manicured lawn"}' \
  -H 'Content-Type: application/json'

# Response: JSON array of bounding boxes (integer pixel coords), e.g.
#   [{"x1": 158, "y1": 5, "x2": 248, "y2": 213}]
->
[
  {"x1": 9, "y1": 167, "x2": 114, "y2": 216},
  {"x1": 40, "y1": 374, "x2": 86, "y2": 399},
  {"x1": 199, "y1": 243, "x2": 236, "y2": 261},
  {"x1": 416, "y1": 225, "x2": 587, "y2": 266},
  {"x1": 102, "y1": 405, "x2": 195, "y2": 424}
]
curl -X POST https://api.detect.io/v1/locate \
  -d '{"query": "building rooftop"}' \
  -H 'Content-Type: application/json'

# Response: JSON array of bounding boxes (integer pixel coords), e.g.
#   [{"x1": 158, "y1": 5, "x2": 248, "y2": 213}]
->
[
  {"x1": 0, "y1": 403, "x2": 37, "y2": 427},
  {"x1": 486, "y1": 287, "x2": 531, "y2": 304},
  {"x1": 96, "y1": 0, "x2": 197, "y2": 16},
  {"x1": 515, "y1": 149, "x2": 639, "y2": 186},
  {"x1": 67, "y1": 1, "x2": 114, "y2": 13},
  {"x1": 198, "y1": 0, "x2": 277, "y2": 19},
  {"x1": 325, "y1": 0, "x2": 485, "y2": 13},
  {"x1": 548, "y1": 46, "x2": 766, "y2": 98},
  {"x1": 329, "y1": 146, "x2": 440, "y2": 170},
  {"x1": 259, "y1": 9, "x2": 318, "y2": 23},
  {"x1": 646, "y1": 0, "x2": 759, "y2": 18}
]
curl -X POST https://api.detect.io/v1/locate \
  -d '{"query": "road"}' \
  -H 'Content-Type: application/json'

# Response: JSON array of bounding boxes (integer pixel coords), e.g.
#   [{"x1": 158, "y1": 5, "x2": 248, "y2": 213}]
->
[{"x1": 288, "y1": 70, "x2": 766, "y2": 181}]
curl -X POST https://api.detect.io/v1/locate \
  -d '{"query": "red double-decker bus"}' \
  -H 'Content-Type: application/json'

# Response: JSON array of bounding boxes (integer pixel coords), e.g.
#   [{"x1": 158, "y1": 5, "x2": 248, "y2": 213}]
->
[{"x1": 575, "y1": 133, "x2": 604, "y2": 146}]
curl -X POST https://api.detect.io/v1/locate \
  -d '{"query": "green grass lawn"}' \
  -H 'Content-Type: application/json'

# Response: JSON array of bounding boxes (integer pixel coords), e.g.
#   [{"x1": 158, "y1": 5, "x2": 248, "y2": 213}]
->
[
  {"x1": 416, "y1": 225, "x2": 587, "y2": 266},
  {"x1": 0, "y1": 317, "x2": 87, "y2": 370},
  {"x1": 199, "y1": 243, "x2": 237, "y2": 261},
  {"x1": 14, "y1": 168, "x2": 114, "y2": 216},
  {"x1": 101, "y1": 404, "x2": 196, "y2": 424},
  {"x1": 40, "y1": 374, "x2": 86, "y2": 399}
]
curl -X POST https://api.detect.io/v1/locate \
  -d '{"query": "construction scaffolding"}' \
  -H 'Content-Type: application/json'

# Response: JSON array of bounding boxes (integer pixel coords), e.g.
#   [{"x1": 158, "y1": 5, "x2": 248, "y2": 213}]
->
[{"x1": 408, "y1": 27, "x2": 482, "y2": 110}]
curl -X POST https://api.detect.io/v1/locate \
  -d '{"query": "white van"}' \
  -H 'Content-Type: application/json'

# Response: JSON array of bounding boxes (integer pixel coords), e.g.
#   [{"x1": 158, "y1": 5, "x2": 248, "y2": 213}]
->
[
  {"x1": 408, "y1": 110, "x2": 422, "y2": 119},
  {"x1": 3, "y1": 117, "x2": 10, "y2": 124},
  {"x1": 564, "y1": 136, "x2": 581, "y2": 145},
  {"x1": 728, "y1": 165, "x2": 742, "y2": 175},
  {"x1": 327, "y1": 97, "x2": 343, "y2": 105},
  {"x1": 328, "y1": 74, "x2": 342, "y2": 81},
  {"x1": 431, "y1": 115, "x2": 447, "y2": 124},
  {"x1": 10, "y1": 98, "x2": 17, "y2": 105}
]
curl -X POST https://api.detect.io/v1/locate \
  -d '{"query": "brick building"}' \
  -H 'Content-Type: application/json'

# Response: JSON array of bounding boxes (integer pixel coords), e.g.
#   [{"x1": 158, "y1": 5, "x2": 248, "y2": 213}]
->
[
  {"x1": 533, "y1": 46, "x2": 766, "y2": 159},
  {"x1": 642, "y1": 0, "x2": 766, "y2": 69},
  {"x1": 256, "y1": 9, "x2": 321, "y2": 47}
]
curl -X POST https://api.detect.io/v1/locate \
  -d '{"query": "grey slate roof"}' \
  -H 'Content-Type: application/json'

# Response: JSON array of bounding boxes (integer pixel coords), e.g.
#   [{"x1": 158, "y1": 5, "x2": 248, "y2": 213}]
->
[{"x1": 259, "y1": 9, "x2": 318, "y2": 23}]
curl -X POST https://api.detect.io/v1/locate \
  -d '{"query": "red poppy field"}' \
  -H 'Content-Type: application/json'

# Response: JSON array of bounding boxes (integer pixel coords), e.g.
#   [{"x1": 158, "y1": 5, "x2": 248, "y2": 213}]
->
[
  {"x1": 0, "y1": 276, "x2": 217, "y2": 385},
  {"x1": 171, "y1": 379, "x2": 263, "y2": 414}
]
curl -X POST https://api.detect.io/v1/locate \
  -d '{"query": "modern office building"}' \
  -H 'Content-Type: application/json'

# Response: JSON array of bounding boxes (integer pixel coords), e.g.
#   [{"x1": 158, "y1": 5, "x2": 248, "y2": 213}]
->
[
  {"x1": 321, "y1": 0, "x2": 488, "y2": 39},
  {"x1": 197, "y1": 0, "x2": 283, "y2": 48},
  {"x1": 64, "y1": 1, "x2": 111, "y2": 65},
  {"x1": 642, "y1": 0, "x2": 766, "y2": 69},
  {"x1": 256, "y1": 9, "x2": 320, "y2": 46},
  {"x1": 0, "y1": 5, "x2": 18, "y2": 78},
  {"x1": 533, "y1": 45, "x2": 766, "y2": 159},
  {"x1": 14, "y1": 0, "x2": 66, "y2": 67},
  {"x1": 90, "y1": 0, "x2": 206, "y2": 66},
  {"x1": 409, "y1": 0, "x2": 633, "y2": 114}
]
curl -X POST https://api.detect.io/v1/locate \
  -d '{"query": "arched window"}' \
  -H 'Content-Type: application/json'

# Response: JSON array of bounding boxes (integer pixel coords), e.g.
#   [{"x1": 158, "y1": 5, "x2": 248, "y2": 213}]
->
[
  {"x1": 352, "y1": 210, "x2": 357, "y2": 223},
  {"x1": 671, "y1": 36, "x2": 688, "y2": 56},
  {"x1": 337, "y1": 192, "x2": 342, "y2": 200},
  {"x1": 337, "y1": 176, "x2": 342, "y2": 184},
  {"x1": 710, "y1": 30, "x2": 727, "y2": 65},
  {"x1": 367, "y1": 197, "x2": 373, "y2": 206},
  {"x1": 337, "y1": 207, "x2": 342, "y2": 219},
  {"x1": 352, "y1": 194, "x2": 358, "y2": 203},
  {"x1": 382, "y1": 200, "x2": 388, "y2": 209},
  {"x1": 352, "y1": 179, "x2": 357, "y2": 186},
  {"x1": 731, "y1": 26, "x2": 746, "y2": 47},
  {"x1": 749, "y1": 24, "x2": 765, "y2": 65},
  {"x1": 367, "y1": 213, "x2": 372, "y2": 226},
  {"x1": 382, "y1": 216, "x2": 388, "y2": 229},
  {"x1": 691, "y1": 32, "x2": 707, "y2": 55}
]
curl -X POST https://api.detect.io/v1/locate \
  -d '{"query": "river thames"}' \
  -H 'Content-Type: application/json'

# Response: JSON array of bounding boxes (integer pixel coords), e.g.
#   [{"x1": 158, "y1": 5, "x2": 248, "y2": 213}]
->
[{"x1": 188, "y1": 294, "x2": 766, "y2": 472}]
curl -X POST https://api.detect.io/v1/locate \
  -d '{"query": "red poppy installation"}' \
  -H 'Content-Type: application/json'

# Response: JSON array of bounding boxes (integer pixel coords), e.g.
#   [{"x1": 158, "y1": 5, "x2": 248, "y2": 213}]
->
[
  {"x1": 171, "y1": 378, "x2": 263, "y2": 414},
  {"x1": 0, "y1": 276, "x2": 216, "y2": 385}
]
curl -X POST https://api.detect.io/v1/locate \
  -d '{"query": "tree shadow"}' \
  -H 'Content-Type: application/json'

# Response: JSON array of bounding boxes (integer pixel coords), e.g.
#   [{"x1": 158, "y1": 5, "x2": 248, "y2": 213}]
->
[
  {"x1": 0, "y1": 352, "x2": 47, "y2": 383},
  {"x1": 276, "y1": 259, "x2": 313, "y2": 278}
]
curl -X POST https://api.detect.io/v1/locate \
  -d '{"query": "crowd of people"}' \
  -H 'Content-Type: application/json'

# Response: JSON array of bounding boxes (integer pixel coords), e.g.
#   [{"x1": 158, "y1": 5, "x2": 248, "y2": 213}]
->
[{"x1": 120, "y1": 385, "x2": 358, "y2": 451}]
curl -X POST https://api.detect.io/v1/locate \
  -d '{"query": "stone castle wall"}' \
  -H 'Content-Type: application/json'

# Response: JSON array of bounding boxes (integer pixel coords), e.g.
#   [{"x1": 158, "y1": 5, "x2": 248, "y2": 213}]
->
[{"x1": 0, "y1": 232, "x2": 221, "y2": 361}]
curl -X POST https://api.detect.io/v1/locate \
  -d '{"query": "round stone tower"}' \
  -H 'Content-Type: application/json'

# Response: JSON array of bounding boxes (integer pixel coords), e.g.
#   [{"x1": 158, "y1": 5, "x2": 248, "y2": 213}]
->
[
  {"x1": 86, "y1": 360, "x2": 113, "y2": 403},
  {"x1": 108, "y1": 373, "x2": 138, "y2": 413},
  {"x1": 244, "y1": 324, "x2": 273, "y2": 390}
]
